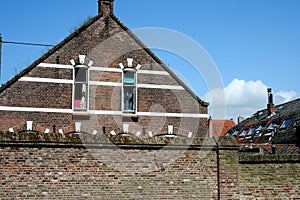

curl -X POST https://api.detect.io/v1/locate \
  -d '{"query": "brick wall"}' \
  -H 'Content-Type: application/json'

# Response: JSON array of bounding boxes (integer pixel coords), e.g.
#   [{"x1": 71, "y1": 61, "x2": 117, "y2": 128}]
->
[
  {"x1": 0, "y1": 133, "x2": 299, "y2": 199},
  {"x1": 0, "y1": 111, "x2": 74, "y2": 131},
  {"x1": 0, "y1": 14, "x2": 208, "y2": 137},
  {"x1": 239, "y1": 155, "x2": 300, "y2": 199},
  {"x1": 0, "y1": 133, "x2": 239, "y2": 199},
  {"x1": 0, "y1": 148, "x2": 220, "y2": 199}
]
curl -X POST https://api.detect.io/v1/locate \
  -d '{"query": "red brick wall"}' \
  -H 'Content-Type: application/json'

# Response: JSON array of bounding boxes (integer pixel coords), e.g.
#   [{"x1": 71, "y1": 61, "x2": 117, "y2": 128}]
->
[
  {"x1": 239, "y1": 155, "x2": 300, "y2": 199},
  {"x1": 1, "y1": 133, "x2": 299, "y2": 199},
  {"x1": 0, "y1": 15, "x2": 208, "y2": 136},
  {"x1": 0, "y1": 135, "x2": 239, "y2": 199},
  {"x1": 0, "y1": 82, "x2": 72, "y2": 109},
  {"x1": 0, "y1": 111, "x2": 74, "y2": 131}
]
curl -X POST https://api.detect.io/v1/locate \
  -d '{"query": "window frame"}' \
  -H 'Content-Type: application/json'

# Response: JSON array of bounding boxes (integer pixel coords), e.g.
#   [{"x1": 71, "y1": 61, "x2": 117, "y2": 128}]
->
[
  {"x1": 279, "y1": 117, "x2": 292, "y2": 130},
  {"x1": 266, "y1": 120, "x2": 277, "y2": 133},
  {"x1": 232, "y1": 129, "x2": 240, "y2": 137},
  {"x1": 73, "y1": 64, "x2": 89, "y2": 112},
  {"x1": 245, "y1": 127, "x2": 256, "y2": 140},
  {"x1": 122, "y1": 68, "x2": 137, "y2": 114},
  {"x1": 253, "y1": 125, "x2": 264, "y2": 138},
  {"x1": 239, "y1": 128, "x2": 249, "y2": 138}
]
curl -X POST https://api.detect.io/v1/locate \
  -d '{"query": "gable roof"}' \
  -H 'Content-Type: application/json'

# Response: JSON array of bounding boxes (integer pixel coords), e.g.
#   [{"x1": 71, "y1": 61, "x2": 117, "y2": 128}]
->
[
  {"x1": 210, "y1": 119, "x2": 235, "y2": 137},
  {"x1": 227, "y1": 98, "x2": 300, "y2": 145},
  {"x1": 0, "y1": 5, "x2": 208, "y2": 107}
]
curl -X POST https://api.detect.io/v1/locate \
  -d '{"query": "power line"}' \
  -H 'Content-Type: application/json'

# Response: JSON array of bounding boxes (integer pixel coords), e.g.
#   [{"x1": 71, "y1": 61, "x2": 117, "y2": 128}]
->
[
  {"x1": 0, "y1": 37, "x2": 54, "y2": 83},
  {"x1": 2, "y1": 40, "x2": 54, "y2": 47}
]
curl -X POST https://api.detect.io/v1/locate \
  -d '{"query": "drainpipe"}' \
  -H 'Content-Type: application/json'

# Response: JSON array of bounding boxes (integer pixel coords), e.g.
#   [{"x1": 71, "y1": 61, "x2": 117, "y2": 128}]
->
[
  {"x1": 0, "y1": 34, "x2": 2, "y2": 82},
  {"x1": 272, "y1": 126, "x2": 277, "y2": 154},
  {"x1": 213, "y1": 136, "x2": 220, "y2": 200}
]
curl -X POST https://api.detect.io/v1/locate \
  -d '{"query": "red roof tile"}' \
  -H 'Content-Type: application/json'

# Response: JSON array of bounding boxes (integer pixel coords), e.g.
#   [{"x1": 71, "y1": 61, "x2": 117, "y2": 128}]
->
[{"x1": 210, "y1": 120, "x2": 236, "y2": 136}]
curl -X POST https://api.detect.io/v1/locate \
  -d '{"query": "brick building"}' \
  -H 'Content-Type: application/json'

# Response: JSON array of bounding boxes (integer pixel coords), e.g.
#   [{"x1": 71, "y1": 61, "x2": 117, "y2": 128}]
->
[
  {"x1": 226, "y1": 88, "x2": 300, "y2": 154},
  {"x1": 208, "y1": 119, "x2": 235, "y2": 137},
  {"x1": 0, "y1": 2, "x2": 299, "y2": 199},
  {"x1": 0, "y1": 0, "x2": 209, "y2": 137}
]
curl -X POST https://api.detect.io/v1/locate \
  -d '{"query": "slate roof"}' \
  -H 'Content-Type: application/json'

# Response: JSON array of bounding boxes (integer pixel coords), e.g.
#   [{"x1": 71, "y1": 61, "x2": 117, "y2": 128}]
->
[
  {"x1": 239, "y1": 144, "x2": 300, "y2": 156},
  {"x1": 262, "y1": 144, "x2": 300, "y2": 155},
  {"x1": 226, "y1": 98, "x2": 300, "y2": 148}
]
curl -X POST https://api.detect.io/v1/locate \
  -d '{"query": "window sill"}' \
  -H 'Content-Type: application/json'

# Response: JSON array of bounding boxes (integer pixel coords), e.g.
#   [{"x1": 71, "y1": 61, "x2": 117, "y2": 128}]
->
[{"x1": 73, "y1": 111, "x2": 90, "y2": 116}]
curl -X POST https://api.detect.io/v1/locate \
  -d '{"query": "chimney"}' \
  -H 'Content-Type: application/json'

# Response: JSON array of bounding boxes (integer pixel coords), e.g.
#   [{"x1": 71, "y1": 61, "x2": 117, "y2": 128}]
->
[
  {"x1": 267, "y1": 88, "x2": 275, "y2": 116},
  {"x1": 238, "y1": 116, "x2": 244, "y2": 124},
  {"x1": 98, "y1": 0, "x2": 114, "y2": 16}
]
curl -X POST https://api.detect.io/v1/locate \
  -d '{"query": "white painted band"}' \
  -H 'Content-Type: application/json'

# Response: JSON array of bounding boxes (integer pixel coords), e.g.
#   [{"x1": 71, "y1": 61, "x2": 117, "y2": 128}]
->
[
  {"x1": 89, "y1": 110, "x2": 123, "y2": 115},
  {"x1": 38, "y1": 62, "x2": 170, "y2": 75},
  {"x1": 19, "y1": 77, "x2": 184, "y2": 90},
  {"x1": 19, "y1": 77, "x2": 73, "y2": 84},
  {"x1": 137, "y1": 112, "x2": 209, "y2": 118},
  {"x1": 37, "y1": 63, "x2": 73, "y2": 69},
  {"x1": 0, "y1": 106, "x2": 73, "y2": 113},
  {"x1": 138, "y1": 70, "x2": 169, "y2": 75},
  {"x1": 0, "y1": 106, "x2": 207, "y2": 118},
  {"x1": 137, "y1": 84, "x2": 184, "y2": 90}
]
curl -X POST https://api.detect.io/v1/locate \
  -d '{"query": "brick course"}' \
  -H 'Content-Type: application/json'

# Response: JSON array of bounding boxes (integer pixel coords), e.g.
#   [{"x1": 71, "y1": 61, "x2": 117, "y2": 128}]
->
[
  {"x1": 0, "y1": 11, "x2": 208, "y2": 137},
  {"x1": 0, "y1": 133, "x2": 299, "y2": 199},
  {"x1": 239, "y1": 155, "x2": 300, "y2": 199},
  {"x1": 0, "y1": 134, "x2": 238, "y2": 199},
  {"x1": 0, "y1": 147, "x2": 219, "y2": 199}
]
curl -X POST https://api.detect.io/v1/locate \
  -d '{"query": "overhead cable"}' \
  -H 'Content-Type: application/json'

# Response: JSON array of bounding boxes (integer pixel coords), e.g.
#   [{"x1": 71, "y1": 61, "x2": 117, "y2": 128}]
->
[{"x1": 2, "y1": 40, "x2": 54, "y2": 47}]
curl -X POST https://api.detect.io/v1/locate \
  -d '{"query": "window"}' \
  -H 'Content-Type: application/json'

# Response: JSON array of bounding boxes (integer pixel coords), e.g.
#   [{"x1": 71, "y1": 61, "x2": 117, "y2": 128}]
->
[
  {"x1": 253, "y1": 125, "x2": 263, "y2": 138},
  {"x1": 245, "y1": 127, "x2": 256, "y2": 140},
  {"x1": 123, "y1": 69, "x2": 136, "y2": 114},
  {"x1": 239, "y1": 128, "x2": 249, "y2": 138},
  {"x1": 279, "y1": 118, "x2": 292, "y2": 130},
  {"x1": 73, "y1": 65, "x2": 88, "y2": 111},
  {"x1": 263, "y1": 120, "x2": 277, "y2": 137},
  {"x1": 266, "y1": 121, "x2": 277, "y2": 132},
  {"x1": 232, "y1": 130, "x2": 240, "y2": 137}
]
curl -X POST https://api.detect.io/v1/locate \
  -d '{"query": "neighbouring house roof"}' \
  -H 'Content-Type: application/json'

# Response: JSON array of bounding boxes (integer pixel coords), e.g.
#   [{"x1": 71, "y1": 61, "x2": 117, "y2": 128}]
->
[
  {"x1": 226, "y1": 98, "x2": 300, "y2": 147},
  {"x1": 0, "y1": 3, "x2": 208, "y2": 108},
  {"x1": 210, "y1": 119, "x2": 235, "y2": 137},
  {"x1": 239, "y1": 144, "x2": 300, "y2": 156}
]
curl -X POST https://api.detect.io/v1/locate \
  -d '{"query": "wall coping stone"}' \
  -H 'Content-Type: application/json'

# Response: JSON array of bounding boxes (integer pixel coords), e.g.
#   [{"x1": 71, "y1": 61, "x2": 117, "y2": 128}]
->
[
  {"x1": 239, "y1": 154, "x2": 300, "y2": 164},
  {"x1": 0, "y1": 132, "x2": 239, "y2": 150}
]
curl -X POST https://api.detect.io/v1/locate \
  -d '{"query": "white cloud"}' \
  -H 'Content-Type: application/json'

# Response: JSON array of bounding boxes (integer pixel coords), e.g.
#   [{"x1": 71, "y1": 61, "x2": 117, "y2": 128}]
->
[
  {"x1": 274, "y1": 90, "x2": 299, "y2": 104},
  {"x1": 203, "y1": 79, "x2": 300, "y2": 121}
]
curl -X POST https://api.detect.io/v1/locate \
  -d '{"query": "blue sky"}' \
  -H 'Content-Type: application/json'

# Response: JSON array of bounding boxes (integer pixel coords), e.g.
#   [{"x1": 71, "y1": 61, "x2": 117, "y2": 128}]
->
[{"x1": 1, "y1": 0, "x2": 299, "y2": 120}]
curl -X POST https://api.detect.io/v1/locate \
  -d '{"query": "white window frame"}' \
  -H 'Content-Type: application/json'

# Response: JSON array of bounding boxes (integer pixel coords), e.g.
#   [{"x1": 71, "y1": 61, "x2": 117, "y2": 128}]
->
[
  {"x1": 72, "y1": 64, "x2": 89, "y2": 112},
  {"x1": 122, "y1": 68, "x2": 137, "y2": 114}
]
